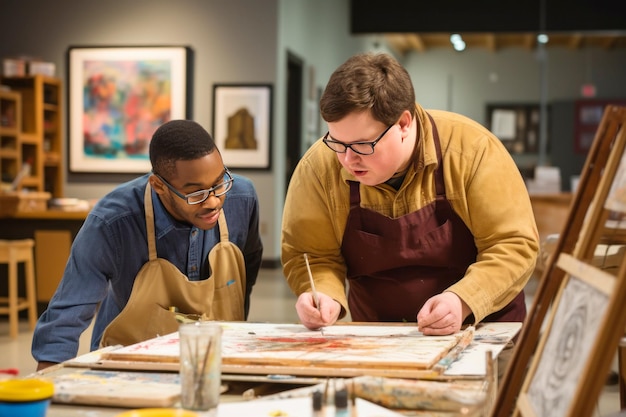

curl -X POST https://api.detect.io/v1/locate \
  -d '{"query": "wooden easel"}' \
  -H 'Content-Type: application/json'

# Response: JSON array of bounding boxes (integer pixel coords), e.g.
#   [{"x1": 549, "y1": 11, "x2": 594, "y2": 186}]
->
[{"x1": 492, "y1": 105, "x2": 626, "y2": 417}]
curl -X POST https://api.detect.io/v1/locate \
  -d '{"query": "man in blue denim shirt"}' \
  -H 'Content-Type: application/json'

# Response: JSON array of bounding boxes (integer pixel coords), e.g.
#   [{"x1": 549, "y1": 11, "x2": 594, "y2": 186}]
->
[{"x1": 32, "y1": 120, "x2": 263, "y2": 370}]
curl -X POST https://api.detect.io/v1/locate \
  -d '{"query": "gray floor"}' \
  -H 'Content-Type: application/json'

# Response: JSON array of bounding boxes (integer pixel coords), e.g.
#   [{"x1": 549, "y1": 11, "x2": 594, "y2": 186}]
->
[{"x1": 0, "y1": 267, "x2": 621, "y2": 415}]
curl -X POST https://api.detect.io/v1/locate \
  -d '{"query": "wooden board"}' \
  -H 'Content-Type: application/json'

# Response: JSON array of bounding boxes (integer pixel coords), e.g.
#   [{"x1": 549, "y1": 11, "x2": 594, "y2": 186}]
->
[
  {"x1": 41, "y1": 367, "x2": 180, "y2": 408},
  {"x1": 92, "y1": 322, "x2": 521, "y2": 379},
  {"x1": 100, "y1": 322, "x2": 461, "y2": 378}
]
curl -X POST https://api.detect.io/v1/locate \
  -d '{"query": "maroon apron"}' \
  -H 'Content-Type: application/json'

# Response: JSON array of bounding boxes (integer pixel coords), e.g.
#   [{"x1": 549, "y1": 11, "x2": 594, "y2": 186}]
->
[{"x1": 341, "y1": 114, "x2": 525, "y2": 323}]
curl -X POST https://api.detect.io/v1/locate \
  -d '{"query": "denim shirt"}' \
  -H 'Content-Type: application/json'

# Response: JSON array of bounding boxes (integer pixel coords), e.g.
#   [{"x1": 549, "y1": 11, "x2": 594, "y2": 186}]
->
[{"x1": 32, "y1": 173, "x2": 263, "y2": 364}]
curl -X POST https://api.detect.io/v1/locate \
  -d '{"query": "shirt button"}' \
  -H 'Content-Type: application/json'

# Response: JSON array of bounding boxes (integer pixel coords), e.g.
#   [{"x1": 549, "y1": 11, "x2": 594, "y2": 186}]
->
[
  {"x1": 191, "y1": 265, "x2": 197, "y2": 272},
  {"x1": 191, "y1": 229, "x2": 198, "y2": 237}
]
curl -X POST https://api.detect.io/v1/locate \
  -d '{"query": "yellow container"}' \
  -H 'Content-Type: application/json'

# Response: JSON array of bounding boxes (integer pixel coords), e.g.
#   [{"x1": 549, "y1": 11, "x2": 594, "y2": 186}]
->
[{"x1": 0, "y1": 379, "x2": 54, "y2": 417}]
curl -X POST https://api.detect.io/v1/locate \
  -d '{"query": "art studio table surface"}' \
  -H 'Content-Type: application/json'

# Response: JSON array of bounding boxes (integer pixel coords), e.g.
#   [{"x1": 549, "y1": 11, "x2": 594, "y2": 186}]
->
[{"x1": 36, "y1": 321, "x2": 521, "y2": 417}]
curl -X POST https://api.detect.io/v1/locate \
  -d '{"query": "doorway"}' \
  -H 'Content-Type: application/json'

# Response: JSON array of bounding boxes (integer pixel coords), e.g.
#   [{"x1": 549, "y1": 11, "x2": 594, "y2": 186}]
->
[{"x1": 285, "y1": 51, "x2": 303, "y2": 194}]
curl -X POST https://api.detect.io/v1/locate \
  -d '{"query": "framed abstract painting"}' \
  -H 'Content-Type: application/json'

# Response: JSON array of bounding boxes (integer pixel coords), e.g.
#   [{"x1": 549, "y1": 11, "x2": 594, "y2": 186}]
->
[{"x1": 67, "y1": 45, "x2": 192, "y2": 173}]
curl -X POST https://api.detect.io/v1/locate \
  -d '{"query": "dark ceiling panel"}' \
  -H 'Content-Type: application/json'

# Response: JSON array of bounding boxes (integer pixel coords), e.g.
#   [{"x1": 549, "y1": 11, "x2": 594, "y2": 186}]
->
[{"x1": 350, "y1": 0, "x2": 626, "y2": 33}]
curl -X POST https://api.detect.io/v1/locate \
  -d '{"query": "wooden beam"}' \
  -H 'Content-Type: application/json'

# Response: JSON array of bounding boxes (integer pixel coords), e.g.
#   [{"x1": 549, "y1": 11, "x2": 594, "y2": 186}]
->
[
  {"x1": 522, "y1": 34, "x2": 535, "y2": 50},
  {"x1": 407, "y1": 34, "x2": 425, "y2": 52},
  {"x1": 486, "y1": 33, "x2": 497, "y2": 52},
  {"x1": 383, "y1": 34, "x2": 410, "y2": 56},
  {"x1": 569, "y1": 33, "x2": 584, "y2": 49}
]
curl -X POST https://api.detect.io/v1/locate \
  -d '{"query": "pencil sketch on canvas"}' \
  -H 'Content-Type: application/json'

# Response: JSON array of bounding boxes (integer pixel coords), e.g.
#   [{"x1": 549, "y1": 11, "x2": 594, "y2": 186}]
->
[{"x1": 526, "y1": 276, "x2": 608, "y2": 417}]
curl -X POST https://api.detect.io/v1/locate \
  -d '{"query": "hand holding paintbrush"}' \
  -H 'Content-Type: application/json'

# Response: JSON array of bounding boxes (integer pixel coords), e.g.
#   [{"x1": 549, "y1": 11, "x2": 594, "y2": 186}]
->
[
  {"x1": 304, "y1": 253, "x2": 321, "y2": 312},
  {"x1": 303, "y1": 253, "x2": 326, "y2": 334}
]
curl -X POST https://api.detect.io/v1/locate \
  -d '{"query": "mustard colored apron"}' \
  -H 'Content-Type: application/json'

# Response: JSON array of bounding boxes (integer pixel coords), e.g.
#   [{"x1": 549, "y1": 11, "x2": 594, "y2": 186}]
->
[{"x1": 100, "y1": 183, "x2": 246, "y2": 347}]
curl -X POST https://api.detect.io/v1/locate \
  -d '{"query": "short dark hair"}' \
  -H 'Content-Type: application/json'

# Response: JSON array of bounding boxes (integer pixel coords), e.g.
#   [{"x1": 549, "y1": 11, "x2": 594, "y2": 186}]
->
[
  {"x1": 149, "y1": 119, "x2": 217, "y2": 177},
  {"x1": 320, "y1": 53, "x2": 416, "y2": 125}
]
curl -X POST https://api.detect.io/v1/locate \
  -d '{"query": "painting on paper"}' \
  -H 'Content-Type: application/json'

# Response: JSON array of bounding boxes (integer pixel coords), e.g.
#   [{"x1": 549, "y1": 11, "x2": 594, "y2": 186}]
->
[{"x1": 102, "y1": 322, "x2": 462, "y2": 374}]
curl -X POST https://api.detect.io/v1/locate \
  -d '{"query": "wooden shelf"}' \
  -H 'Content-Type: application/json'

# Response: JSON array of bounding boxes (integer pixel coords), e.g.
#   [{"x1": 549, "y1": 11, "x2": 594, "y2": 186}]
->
[
  {"x1": 0, "y1": 75, "x2": 63, "y2": 197},
  {"x1": 20, "y1": 133, "x2": 38, "y2": 144},
  {"x1": 44, "y1": 152, "x2": 61, "y2": 165},
  {"x1": 0, "y1": 126, "x2": 20, "y2": 136},
  {"x1": 0, "y1": 149, "x2": 19, "y2": 158},
  {"x1": 0, "y1": 90, "x2": 21, "y2": 186}
]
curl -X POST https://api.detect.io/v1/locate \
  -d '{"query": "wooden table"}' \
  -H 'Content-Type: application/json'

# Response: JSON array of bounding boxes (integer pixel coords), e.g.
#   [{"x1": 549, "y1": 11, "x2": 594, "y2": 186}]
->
[{"x1": 38, "y1": 322, "x2": 521, "y2": 417}]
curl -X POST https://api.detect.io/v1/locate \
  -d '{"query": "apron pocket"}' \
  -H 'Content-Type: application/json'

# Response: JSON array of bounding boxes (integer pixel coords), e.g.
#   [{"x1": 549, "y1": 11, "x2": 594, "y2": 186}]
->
[
  {"x1": 144, "y1": 303, "x2": 181, "y2": 338},
  {"x1": 212, "y1": 281, "x2": 244, "y2": 321}
]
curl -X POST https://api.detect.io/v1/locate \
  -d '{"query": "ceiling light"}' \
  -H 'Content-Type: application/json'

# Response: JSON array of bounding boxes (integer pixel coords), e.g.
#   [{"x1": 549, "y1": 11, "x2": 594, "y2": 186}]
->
[{"x1": 450, "y1": 33, "x2": 466, "y2": 51}]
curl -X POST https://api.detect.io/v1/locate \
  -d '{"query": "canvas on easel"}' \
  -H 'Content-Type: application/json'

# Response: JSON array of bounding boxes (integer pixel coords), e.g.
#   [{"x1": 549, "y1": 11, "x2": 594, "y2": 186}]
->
[
  {"x1": 516, "y1": 252, "x2": 626, "y2": 417},
  {"x1": 492, "y1": 105, "x2": 626, "y2": 417}
]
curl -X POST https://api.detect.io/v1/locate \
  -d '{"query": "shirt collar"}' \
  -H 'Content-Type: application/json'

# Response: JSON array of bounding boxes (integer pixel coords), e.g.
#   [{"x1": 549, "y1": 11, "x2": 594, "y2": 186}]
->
[{"x1": 151, "y1": 187, "x2": 193, "y2": 236}]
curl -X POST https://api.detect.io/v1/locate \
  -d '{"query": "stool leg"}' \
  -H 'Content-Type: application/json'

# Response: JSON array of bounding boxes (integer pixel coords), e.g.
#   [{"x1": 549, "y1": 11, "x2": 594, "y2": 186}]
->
[
  {"x1": 8, "y1": 251, "x2": 18, "y2": 339},
  {"x1": 25, "y1": 252, "x2": 38, "y2": 330}
]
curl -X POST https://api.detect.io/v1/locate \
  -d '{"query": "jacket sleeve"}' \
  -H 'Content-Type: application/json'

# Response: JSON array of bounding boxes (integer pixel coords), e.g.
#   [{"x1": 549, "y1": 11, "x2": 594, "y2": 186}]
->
[
  {"x1": 281, "y1": 152, "x2": 350, "y2": 318},
  {"x1": 446, "y1": 133, "x2": 539, "y2": 322}
]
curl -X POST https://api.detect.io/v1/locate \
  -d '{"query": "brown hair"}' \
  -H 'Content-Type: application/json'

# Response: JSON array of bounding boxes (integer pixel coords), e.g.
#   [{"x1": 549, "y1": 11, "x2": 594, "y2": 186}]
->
[{"x1": 320, "y1": 53, "x2": 416, "y2": 125}]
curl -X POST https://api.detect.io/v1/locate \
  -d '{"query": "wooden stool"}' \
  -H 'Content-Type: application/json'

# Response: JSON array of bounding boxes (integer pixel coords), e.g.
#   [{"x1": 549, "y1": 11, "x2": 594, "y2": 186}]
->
[{"x1": 0, "y1": 239, "x2": 38, "y2": 338}]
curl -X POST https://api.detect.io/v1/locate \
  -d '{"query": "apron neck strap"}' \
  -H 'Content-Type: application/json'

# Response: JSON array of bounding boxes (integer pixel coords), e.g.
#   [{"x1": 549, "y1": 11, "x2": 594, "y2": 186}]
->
[
  {"x1": 144, "y1": 182, "x2": 157, "y2": 260},
  {"x1": 217, "y1": 209, "x2": 228, "y2": 241}
]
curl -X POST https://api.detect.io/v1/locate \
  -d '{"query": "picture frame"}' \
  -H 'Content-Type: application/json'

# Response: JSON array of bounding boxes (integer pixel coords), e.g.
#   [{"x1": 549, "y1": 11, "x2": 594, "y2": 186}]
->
[
  {"x1": 486, "y1": 103, "x2": 548, "y2": 155},
  {"x1": 212, "y1": 84, "x2": 272, "y2": 170},
  {"x1": 67, "y1": 46, "x2": 192, "y2": 173},
  {"x1": 574, "y1": 100, "x2": 626, "y2": 155}
]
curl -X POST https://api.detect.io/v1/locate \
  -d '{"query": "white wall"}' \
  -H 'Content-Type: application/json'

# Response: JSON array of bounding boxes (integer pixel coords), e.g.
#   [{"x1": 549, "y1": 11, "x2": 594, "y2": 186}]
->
[{"x1": 403, "y1": 46, "x2": 626, "y2": 124}]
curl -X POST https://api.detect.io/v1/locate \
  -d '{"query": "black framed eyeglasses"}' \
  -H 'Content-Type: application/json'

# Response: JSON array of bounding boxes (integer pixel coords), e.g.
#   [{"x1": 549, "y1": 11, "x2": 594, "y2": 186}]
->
[
  {"x1": 154, "y1": 168, "x2": 234, "y2": 205},
  {"x1": 322, "y1": 124, "x2": 394, "y2": 155}
]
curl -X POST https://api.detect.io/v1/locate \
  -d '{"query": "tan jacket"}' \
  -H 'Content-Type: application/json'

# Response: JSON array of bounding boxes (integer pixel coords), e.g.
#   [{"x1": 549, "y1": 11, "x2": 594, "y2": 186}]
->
[{"x1": 281, "y1": 104, "x2": 539, "y2": 323}]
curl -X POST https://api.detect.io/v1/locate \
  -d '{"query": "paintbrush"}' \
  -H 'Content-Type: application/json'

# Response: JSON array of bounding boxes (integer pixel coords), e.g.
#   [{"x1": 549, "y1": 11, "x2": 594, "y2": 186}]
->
[
  {"x1": 304, "y1": 253, "x2": 321, "y2": 312},
  {"x1": 432, "y1": 325, "x2": 475, "y2": 374},
  {"x1": 350, "y1": 378, "x2": 358, "y2": 417}
]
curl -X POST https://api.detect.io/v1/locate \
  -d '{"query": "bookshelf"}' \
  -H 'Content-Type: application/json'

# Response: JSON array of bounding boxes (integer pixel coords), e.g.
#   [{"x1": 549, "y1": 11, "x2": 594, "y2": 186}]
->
[
  {"x1": 0, "y1": 89, "x2": 21, "y2": 189},
  {"x1": 0, "y1": 75, "x2": 63, "y2": 197}
]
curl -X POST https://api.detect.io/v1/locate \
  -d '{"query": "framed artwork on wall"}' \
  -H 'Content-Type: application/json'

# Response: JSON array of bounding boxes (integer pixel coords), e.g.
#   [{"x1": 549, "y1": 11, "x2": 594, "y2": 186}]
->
[
  {"x1": 486, "y1": 103, "x2": 548, "y2": 155},
  {"x1": 574, "y1": 100, "x2": 626, "y2": 155},
  {"x1": 67, "y1": 45, "x2": 192, "y2": 173},
  {"x1": 212, "y1": 84, "x2": 272, "y2": 170}
]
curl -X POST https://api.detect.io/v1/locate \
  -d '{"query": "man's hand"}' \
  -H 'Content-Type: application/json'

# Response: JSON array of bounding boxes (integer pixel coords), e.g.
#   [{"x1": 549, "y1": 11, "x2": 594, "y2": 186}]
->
[
  {"x1": 295, "y1": 291, "x2": 341, "y2": 330},
  {"x1": 416, "y1": 292, "x2": 471, "y2": 335},
  {"x1": 36, "y1": 361, "x2": 58, "y2": 372}
]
